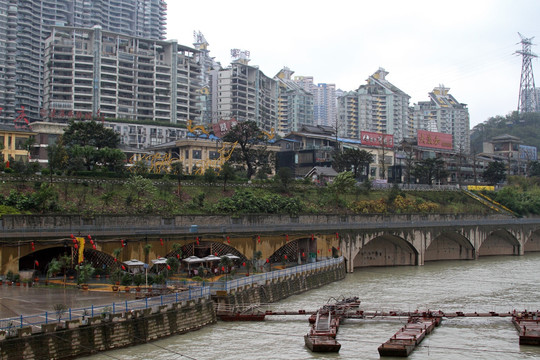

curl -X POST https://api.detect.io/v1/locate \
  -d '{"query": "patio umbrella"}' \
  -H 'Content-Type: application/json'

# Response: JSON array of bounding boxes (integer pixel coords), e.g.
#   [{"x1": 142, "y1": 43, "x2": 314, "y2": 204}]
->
[
  {"x1": 223, "y1": 253, "x2": 240, "y2": 260},
  {"x1": 123, "y1": 259, "x2": 146, "y2": 274},
  {"x1": 202, "y1": 254, "x2": 221, "y2": 262},
  {"x1": 151, "y1": 257, "x2": 168, "y2": 265},
  {"x1": 182, "y1": 256, "x2": 204, "y2": 273}
]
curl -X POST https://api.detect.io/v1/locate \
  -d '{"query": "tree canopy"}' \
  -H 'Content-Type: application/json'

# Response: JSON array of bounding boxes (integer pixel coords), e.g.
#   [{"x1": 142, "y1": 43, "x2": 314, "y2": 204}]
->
[
  {"x1": 483, "y1": 160, "x2": 506, "y2": 185},
  {"x1": 222, "y1": 120, "x2": 270, "y2": 179},
  {"x1": 332, "y1": 148, "x2": 373, "y2": 179},
  {"x1": 49, "y1": 120, "x2": 125, "y2": 173},
  {"x1": 412, "y1": 157, "x2": 448, "y2": 185}
]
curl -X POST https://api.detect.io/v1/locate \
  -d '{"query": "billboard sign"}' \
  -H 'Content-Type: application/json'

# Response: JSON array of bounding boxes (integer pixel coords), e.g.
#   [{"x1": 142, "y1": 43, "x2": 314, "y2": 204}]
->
[
  {"x1": 212, "y1": 118, "x2": 238, "y2": 138},
  {"x1": 360, "y1": 131, "x2": 394, "y2": 148},
  {"x1": 417, "y1": 129, "x2": 453, "y2": 150},
  {"x1": 519, "y1": 145, "x2": 538, "y2": 161}
]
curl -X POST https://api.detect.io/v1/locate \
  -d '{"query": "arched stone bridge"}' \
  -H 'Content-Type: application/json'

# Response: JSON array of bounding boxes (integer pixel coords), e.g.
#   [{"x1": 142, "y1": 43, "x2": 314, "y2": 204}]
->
[{"x1": 1, "y1": 214, "x2": 540, "y2": 274}]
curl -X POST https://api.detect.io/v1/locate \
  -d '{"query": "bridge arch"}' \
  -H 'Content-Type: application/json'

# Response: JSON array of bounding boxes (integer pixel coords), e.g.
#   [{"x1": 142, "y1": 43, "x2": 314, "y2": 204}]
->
[
  {"x1": 479, "y1": 229, "x2": 520, "y2": 256},
  {"x1": 425, "y1": 230, "x2": 474, "y2": 261},
  {"x1": 352, "y1": 233, "x2": 418, "y2": 268},
  {"x1": 524, "y1": 228, "x2": 540, "y2": 253}
]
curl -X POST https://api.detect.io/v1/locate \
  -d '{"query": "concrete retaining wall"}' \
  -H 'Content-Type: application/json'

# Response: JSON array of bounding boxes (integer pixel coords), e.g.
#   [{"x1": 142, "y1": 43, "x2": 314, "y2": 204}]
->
[{"x1": 0, "y1": 298, "x2": 216, "y2": 360}]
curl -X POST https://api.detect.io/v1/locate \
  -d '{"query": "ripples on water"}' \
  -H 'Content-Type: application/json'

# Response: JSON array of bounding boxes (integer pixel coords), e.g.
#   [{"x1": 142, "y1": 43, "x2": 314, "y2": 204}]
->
[{"x1": 84, "y1": 253, "x2": 540, "y2": 360}]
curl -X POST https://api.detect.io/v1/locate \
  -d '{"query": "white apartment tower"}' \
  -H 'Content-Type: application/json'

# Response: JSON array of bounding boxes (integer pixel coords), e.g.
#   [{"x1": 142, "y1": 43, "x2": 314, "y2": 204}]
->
[
  {"x1": 294, "y1": 76, "x2": 337, "y2": 127},
  {"x1": 340, "y1": 68, "x2": 411, "y2": 143},
  {"x1": 211, "y1": 55, "x2": 278, "y2": 134},
  {"x1": 43, "y1": 26, "x2": 202, "y2": 124},
  {"x1": 413, "y1": 85, "x2": 470, "y2": 152},
  {"x1": 275, "y1": 67, "x2": 314, "y2": 135},
  {"x1": 0, "y1": 0, "x2": 166, "y2": 124}
]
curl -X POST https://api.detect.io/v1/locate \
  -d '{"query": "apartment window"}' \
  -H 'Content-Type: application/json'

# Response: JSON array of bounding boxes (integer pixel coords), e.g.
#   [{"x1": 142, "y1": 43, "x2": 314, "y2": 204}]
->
[
  {"x1": 192, "y1": 150, "x2": 201, "y2": 159},
  {"x1": 209, "y1": 151, "x2": 219, "y2": 160},
  {"x1": 185, "y1": 150, "x2": 189, "y2": 159}
]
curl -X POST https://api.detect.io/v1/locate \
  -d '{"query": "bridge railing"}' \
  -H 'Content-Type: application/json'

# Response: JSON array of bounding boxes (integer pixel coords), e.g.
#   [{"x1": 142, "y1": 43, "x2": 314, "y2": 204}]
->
[
  {"x1": 0, "y1": 257, "x2": 343, "y2": 331},
  {"x1": 0, "y1": 285, "x2": 210, "y2": 332},
  {"x1": 207, "y1": 256, "x2": 343, "y2": 294}
]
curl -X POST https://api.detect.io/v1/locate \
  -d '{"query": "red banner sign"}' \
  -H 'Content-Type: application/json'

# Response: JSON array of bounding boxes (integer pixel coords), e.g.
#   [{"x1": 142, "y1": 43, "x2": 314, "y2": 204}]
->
[
  {"x1": 212, "y1": 118, "x2": 238, "y2": 138},
  {"x1": 360, "y1": 131, "x2": 394, "y2": 148},
  {"x1": 417, "y1": 130, "x2": 453, "y2": 150}
]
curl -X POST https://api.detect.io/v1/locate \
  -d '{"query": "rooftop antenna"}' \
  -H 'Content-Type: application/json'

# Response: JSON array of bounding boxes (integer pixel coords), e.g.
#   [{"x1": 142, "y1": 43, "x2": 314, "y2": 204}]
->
[{"x1": 515, "y1": 33, "x2": 538, "y2": 113}]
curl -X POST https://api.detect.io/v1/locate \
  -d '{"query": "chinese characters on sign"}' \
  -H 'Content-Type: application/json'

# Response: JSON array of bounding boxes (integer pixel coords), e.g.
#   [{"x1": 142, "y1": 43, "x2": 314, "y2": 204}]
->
[
  {"x1": 212, "y1": 118, "x2": 238, "y2": 138},
  {"x1": 417, "y1": 129, "x2": 453, "y2": 150},
  {"x1": 360, "y1": 131, "x2": 394, "y2": 148}
]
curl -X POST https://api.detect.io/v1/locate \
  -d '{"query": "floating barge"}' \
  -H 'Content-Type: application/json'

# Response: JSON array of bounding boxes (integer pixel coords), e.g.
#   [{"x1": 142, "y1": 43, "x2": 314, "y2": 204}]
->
[
  {"x1": 512, "y1": 311, "x2": 540, "y2": 345},
  {"x1": 378, "y1": 314, "x2": 442, "y2": 357},
  {"x1": 305, "y1": 311, "x2": 341, "y2": 352}
]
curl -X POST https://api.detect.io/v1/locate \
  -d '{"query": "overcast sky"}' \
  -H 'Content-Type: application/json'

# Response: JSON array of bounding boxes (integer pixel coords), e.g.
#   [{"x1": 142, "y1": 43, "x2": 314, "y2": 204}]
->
[{"x1": 166, "y1": 0, "x2": 540, "y2": 130}]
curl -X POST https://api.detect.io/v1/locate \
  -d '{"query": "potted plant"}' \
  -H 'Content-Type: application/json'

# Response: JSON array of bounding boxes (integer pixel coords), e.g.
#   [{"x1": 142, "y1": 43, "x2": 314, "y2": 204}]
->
[
  {"x1": 14, "y1": 274, "x2": 20, "y2": 286},
  {"x1": 6, "y1": 270, "x2": 14, "y2": 286},
  {"x1": 47, "y1": 258, "x2": 62, "y2": 285},
  {"x1": 133, "y1": 273, "x2": 144, "y2": 292},
  {"x1": 121, "y1": 273, "x2": 132, "y2": 292},
  {"x1": 110, "y1": 268, "x2": 122, "y2": 291},
  {"x1": 76, "y1": 263, "x2": 95, "y2": 290}
]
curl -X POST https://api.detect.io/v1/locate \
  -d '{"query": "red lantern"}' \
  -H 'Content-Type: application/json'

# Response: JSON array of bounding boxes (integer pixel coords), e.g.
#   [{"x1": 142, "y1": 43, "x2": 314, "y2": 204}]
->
[
  {"x1": 311, "y1": 234, "x2": 314, "y2": 241},
  {"x1": 257, "y1": 235, "x2": 261, "y2": 244},
  {"x1": 92, "y1": 244, "x2": 96, "y2": 250},
  {"x1": 72, "y1": 238, "x2": 77, "y2": 244},
  {"x1": 176, "y1": 254, "x2": 180, "y2": 259},
  {"x1": 88, "y1": 235, "x2": 92, "y2": 240},
  {"x1": 266, "y1": 258, "x2": 269, "y2": 263},
  {"x1": 121, "y1": 265, "x2": 126, "y2": 271},
  {"x1": 242, "y1": 262, "x2": 246, "y2": 267},
  {"x1": 302, "y1": 252, "x2": 305, "y2": 257},
  {"x1": 166, "y1": 264, "x2": 171, "y2": 270},
  {"x1": 70, "y1": 234, "x2": 75, "y2": 239},
  {"x1": 286, "y1": 234, "x2": 289, "y2": 242},
  {"x1": 160, "y1": 238, "x2": 164, "y2": 246},
  {"x1": 114, "y1": 258, "x2": 117, "y2": 262},
  {"x1": 121, "y1": 240, "x2": 125, "y2": 247},
  {"x1": 90, "y1": 239, "x2": 94, "y2": 245},
  {"x1": 328, "y1": 248, "x2": 331, "y2": 252},
  {"x1": 336, "y1": 232, "x2": 339, "y2": 239},
  {"x1": 215, "y1": 253, "x2": 218, "y2": 256},
  {"x1": 74, "y1": 243, "x2": 78, "y2": 249},
  {"x1": 35, "y1": 260, "x2": 39, "y2": 267},
  {"x1": 284, "y1": 255, "x2": 287, "y2": 260},
  {"x1": 226, "y1": 236, "x2": 230, "y2": 244},
  {"x1": 337, "y1": 246, "x2": 340, "y2": 250},
  {"x1": 196, "y1": 237, "x2": 199, "y2": 245},
  {"x1": 31, "y1": 242, "x2": 35, "y2": 251},
  {"x1": 221, "y1": 266, "x2": 225, "y2": 271},
  {"x1": 317, "y1": 250, "x2": 320, "y2": 253}
]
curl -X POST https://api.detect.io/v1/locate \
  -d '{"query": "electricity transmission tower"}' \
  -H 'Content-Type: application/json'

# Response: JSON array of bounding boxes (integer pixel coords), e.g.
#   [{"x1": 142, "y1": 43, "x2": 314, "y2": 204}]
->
[{"x1": 516, "y1": 33, "x2": 538, "y2": 113}]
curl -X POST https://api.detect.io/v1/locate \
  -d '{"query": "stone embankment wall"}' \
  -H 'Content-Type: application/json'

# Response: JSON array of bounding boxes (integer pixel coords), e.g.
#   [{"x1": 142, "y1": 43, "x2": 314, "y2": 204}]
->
[
  {"x1": 0, "y1": 261, "x2": 345, "y2": 360},
  {"x1": 0, "y1": 298, "x2": 215, "y2": 360},
  {"x1": 215, "y1": 261, "x2": 346, "y2": 310}
]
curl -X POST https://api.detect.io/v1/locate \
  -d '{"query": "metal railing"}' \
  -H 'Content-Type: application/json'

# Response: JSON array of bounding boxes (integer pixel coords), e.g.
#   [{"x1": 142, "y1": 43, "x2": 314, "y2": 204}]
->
[
  {"x1": 0, "y1": 257, "x2": 344, "y2": 332},
  {"x1": 0, "y1": 286, "x2": 210, "y2": 332}
]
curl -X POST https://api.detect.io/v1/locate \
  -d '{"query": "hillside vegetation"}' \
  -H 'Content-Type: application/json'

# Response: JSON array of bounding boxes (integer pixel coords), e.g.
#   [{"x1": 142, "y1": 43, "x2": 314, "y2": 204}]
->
[
  {"x1": 470, "y1": 111, "x2": 540, "y2": 154},
  {"x1": 0, "y1": 173, "x2": 495, "y2": 217}
]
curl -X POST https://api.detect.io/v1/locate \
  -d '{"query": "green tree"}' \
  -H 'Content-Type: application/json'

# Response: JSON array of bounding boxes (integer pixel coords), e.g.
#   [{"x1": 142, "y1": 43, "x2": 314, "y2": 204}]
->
[
  {"x1": 126, "y1": 175, "x2": 157, "y2": 212},
  {"x1": 412, "y1": 158, "x2": 448, "y2": 185},
  {"x1": 203, "y1": 167, "x2": 217, "y2": 184},
  {"x1": 62, "y1": 120, "x2": 120, "y2": 149},
  {"x1": 222, "y1": 120, "x2": 266, "y2": 179},
  {"x1": 220, "y1": 161, "x2": 236, "y2": 191},
  {"x1": 98, "y1": 147, "x2": 126, "y2": 172},
  {"x1": 483, "y1": 161, "x2": 506, "y2": 185},
  {"x1": 276, "y1": 167, "x2": 293, "y2": 192},
  {"x1": 329, "y1": 171, "x2": 357, "y2": 207},
  {"x1": 333, "y1": 148, "x2": 373, "y2": 179}
]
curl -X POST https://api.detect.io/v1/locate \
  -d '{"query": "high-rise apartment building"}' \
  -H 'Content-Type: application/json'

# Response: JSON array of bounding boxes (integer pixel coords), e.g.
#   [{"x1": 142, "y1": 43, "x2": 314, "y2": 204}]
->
[
  {"x1": 0, "y1": 0, "x2": 166, "y2": 124},
  {"x1": 193, "y1": 31, "x2": 221, "y2": 125},
  {"x1": 275, "y1": 67, "x2": 314, "y2": 135},
  {"x1": 338, "y1": 68, "x2": 411, "y2": 143},
  {"x1": 294, "y1": 76, "x2": 337, "y2": 128},
  {"x1": 412, "y1": 85, "x2": 470, "y2": 152},
  {"x1": 43, "y1": 26, "x2": 202, "y2": 124},
  {"x1": 211, "y1": 56, "x2": 278, "y2": 134}
]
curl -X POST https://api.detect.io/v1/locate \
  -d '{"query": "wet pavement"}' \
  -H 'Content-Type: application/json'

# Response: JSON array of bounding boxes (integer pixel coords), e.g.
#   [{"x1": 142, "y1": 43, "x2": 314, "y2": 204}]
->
[{"x1": 0, "y1": 282, "x2": 136, "y2": 319}]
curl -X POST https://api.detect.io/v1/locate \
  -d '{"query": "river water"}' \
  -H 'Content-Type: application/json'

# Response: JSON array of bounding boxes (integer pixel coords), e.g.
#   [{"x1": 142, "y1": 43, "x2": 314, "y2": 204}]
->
[{"x1": 84, "y1": 253, "x2": 540, "y2": 360}]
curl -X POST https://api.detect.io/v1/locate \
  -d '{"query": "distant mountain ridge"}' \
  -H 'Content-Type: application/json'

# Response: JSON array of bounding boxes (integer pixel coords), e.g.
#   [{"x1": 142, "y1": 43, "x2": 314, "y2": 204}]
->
[{"x1": 470, "y1": 111, "x2": 540, "y2": 154}]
